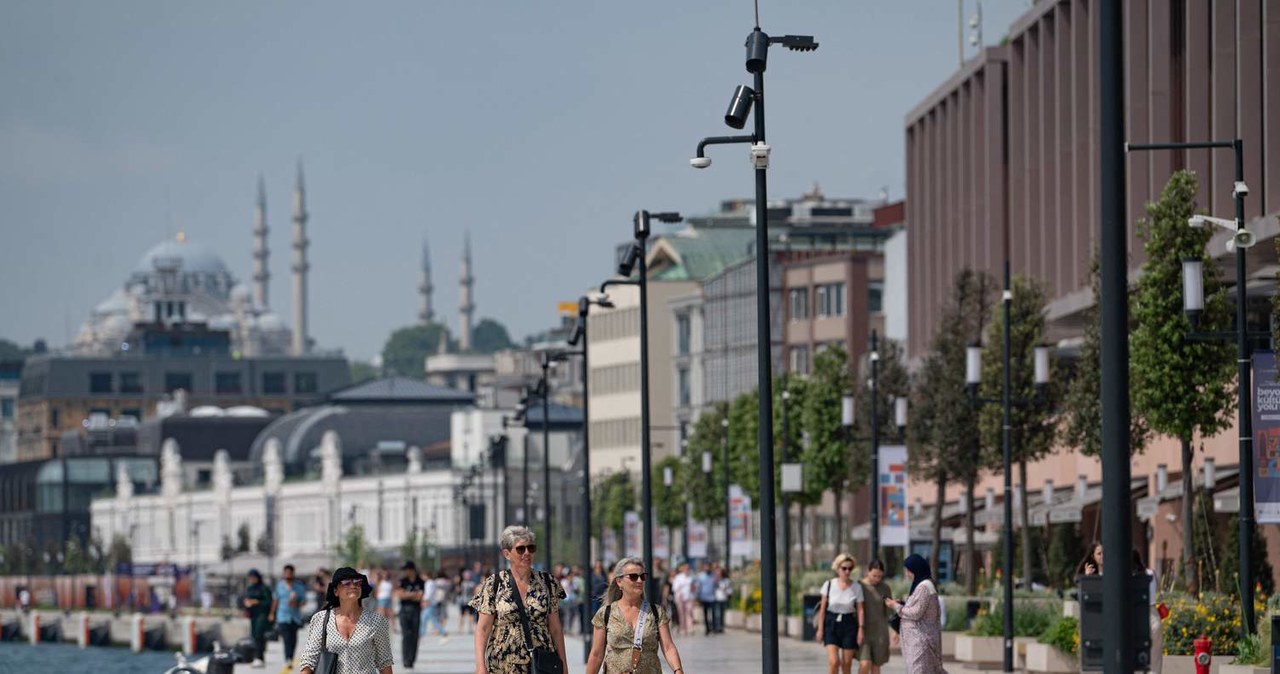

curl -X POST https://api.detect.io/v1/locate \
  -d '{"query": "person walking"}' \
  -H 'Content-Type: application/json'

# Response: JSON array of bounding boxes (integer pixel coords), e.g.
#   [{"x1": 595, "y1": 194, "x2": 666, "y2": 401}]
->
[
  {"x1": 271, "y1": 564, "x2": 310, "y2": 670},
  {"x1": 242, "y1": 569, "x2": 273, "y2": 669},
  {"x1": 297, "y1": 567, "x2": 394, "y2": 674},
  {"x1": 857, "y1": 560, "x2": 892, "y2": 674},
  {"x1": 456, "y1": 570, "x2": 477, "y2": 635},
  {"x1": 376, "y1": 571, "x2": 394, "y2": 624},
  {"x1": 420, "y1": 570, "x2": 450, "y2": 642},
  {"x1": 696, "y1": 564, "x2": 717, "y2": 635},
  {"x1": 815, "y1": 554, "x2": 865, "y2": 674},
  {"x1": 585, "y1": 556, "x2": 687, "y2": 674},
  {"x1": 884, "y1": 554, "x2": 946, "y2": 674},
  {"x1": 671, "y1": 563, "x2": 697, "y2": 636},
  {"x1": 470, "y1": 526, "x2": 567, "y2": 674},
  {"x1": 713, "y1": 566, "x2": 731, "y2": 634},
  {"x1": 396, "y1": 562, "x2": 425, "y2": 670}
]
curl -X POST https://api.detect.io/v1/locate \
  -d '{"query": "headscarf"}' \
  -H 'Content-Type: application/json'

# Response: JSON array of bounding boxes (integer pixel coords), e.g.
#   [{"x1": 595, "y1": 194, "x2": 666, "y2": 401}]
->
[
  {"x1": 324, "y1": 567, "x2": 373, "y2": 608},
  {"x1": 903, "y1": 554, "x2": 933, "y2": 597}
]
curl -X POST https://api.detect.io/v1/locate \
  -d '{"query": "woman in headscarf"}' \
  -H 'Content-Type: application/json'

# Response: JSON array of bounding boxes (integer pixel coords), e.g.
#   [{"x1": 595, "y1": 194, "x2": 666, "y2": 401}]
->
[
  {"x1": 884, "y1": 555, "x2": 946, "y2": 674},
  {"x1": 297, "y1": 566, "x2": 394, "y2": 674}
]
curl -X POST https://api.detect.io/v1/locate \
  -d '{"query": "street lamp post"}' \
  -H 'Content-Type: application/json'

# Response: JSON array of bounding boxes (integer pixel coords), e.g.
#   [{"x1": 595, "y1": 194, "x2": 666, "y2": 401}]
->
[
  {"x1": 841, "y1": 357, "x2": 908, "y2": 569},
  {"x1": 538, "y1": 352, "x2": 571, "y2": 569},
  {"x1": 1129, "y1": 138, "x2": 1263, "y2": 637},
  {"x1": 691, "y1": 27, "x2": 816, "y2": 674},
  {"x1": 721, "y1": 416, "x2": 730, "y2": 565},
  {"x1": 965, "y1": 261, "x2": 1051, "y2": 673}
]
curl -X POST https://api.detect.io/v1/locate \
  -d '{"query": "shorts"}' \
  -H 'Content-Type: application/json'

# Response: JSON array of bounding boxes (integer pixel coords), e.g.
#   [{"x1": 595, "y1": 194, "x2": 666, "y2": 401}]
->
[
  {"x1": 858, "y1": 630, "x2": 890, "y2": 665},
  {"x1": 823, "y1": 612, "x2": 860, "y2": 650},
  {"x1": 377, "y1": 598, "x2": 391, "y2": 609}
]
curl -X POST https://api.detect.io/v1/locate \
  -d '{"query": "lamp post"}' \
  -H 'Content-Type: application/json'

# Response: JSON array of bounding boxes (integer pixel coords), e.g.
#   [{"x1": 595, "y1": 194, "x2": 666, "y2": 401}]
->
[
  {"x1": 780, "y1": 387, "x2": 791, "y2": 618},
  {"x1": 539, "y1": 351, "x2": 572, "y2": 569},
  {"x1": 841, "y1": 352, "x2": 908, "y2": 568},
  {"x1": 1131, "y1": 138, "x2": 1264, "y2": 637},
  {"x1": 690, "y1": 26, "x2": 815, "y2": 674},
  {"x1": 601, "y1": 208, "x2": 680, "y2": 599},
  {"x1": 965, "y1": 261, "x2": 1051, "y2": 673},
  {"x1": 721, "y1": 416, "x2": 730, "y2": 565}
]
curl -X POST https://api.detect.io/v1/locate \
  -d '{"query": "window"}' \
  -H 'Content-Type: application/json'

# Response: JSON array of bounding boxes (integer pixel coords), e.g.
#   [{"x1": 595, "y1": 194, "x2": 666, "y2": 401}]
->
[
  {"x1": 215, "y1": 372, "x2": 243, "y2": 394},
  {"x1": 88, "y1": 372, "x2": 113, "y2": 394},
  {"x1": 677, "y1": 368, "x2": 691, "y2": 408},
  {"x1": 1, "y1": 399, "x2": 13, "y2": 420},
  {"x1": 788, "y1": 288, "x2": 809, "y2": 321},
  {"x1": 816, "y1": 283, "x2": 846, "y2": 317},
  {"x1": 868, "y1": 280, "x2": 884, "y2": 313},
  {"x1": 263, "y1": 372, "x2": 287, "y2": 394},
  {"x1": 119, "y1": 372, "x2": 143, "y2": 394},
  {"x1": 164, "y1": 372, "x2": 193, "y2": 393},
  {"x1": 49, "y1": 407, "x2": 59, "y2": 427},
  {"x1": 294, "y1": 372, "x2": 318, "y2": 394},
  {"x1": 789, "y1": 346, "x2": 810, "y2": 375},
  {"x1": 676, "y1": 314, "x2": 691, "y2": 356}
]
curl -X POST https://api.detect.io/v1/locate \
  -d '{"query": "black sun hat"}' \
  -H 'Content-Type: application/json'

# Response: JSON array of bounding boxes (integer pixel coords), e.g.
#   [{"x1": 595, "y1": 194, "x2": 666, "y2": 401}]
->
[{"x1": 324, "y1": 567, "x2": 373, "y2": 607}]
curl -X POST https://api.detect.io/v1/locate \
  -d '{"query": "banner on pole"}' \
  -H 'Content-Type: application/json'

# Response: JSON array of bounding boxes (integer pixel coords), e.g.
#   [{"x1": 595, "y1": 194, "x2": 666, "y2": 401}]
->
[
  {"x1": 878, "y1": 445, "x2": 909, "y2": 546},
  {"x1": 1252, "y1": 351, "x2": 1280, "y2": 523},
  {"x1": 602, "y1": 528, "x2": 619, "y2": 564},
  {"x1": 655, "y1": 525, "x2": 670, "y2": 561},
  {"x1": 729, "y1": 485, "x2": 753, "y2": 556},
  {"x1": 687, "y1": 520, "x2": 708, "y2": 559},
  {"x1": 624, "y1": 511, "x2": 641, "y2": 557}
]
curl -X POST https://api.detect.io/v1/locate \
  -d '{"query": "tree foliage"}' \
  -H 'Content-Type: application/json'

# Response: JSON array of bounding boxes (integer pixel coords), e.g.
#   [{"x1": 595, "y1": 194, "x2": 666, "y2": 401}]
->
[
  {"x1": 400, "y1": 527, "x2": 439, "y2": 570},
  {"x1": 335, "y1": 524, "x2": 370, "y2": 568},
  {"x1": 799, "y1": 346, "x2": 856, "y2": 506},
  {"x1": 592, "y1": 471, "x2": 635, "y2": 537},
  {"x1": 681, "y1": 402, "x2": 730, "y2": 523},
  {"x1": 381, "y1": 323, "x2": 452, "y2": 377},
  {"x1": 471, "y1": 318, "x2": 516, "y2": 354},
  {"x1": 851, "y1": 337, "x2": 910, "y2": 485},
  {"x1": 653, "y1": 455, "x2": 686, "y2": 529},
  {"x1": 727, "y1": 389, "x2": 761, "y2": 502},
  {"x1": 349, "y1": 360, "x2": 379, "y2": 384}
]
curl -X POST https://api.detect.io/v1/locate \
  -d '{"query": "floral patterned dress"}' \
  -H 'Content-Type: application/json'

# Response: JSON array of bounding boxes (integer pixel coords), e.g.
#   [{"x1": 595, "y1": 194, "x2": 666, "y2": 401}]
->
[
  {"x1": 591, "y1": 600, "x2": 671, "y2": 674},
  {"x1": 470, "y1": 570, "x2": 566, "y2": 674},
  {"x1": 897, "y1": 580, "x2": 947, "y2": 674}
]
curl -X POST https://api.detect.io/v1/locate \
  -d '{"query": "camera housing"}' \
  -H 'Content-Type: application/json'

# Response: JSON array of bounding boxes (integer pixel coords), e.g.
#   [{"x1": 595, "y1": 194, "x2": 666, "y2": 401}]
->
[
  {"x1": 690, "y1": 157, "x2": 712, "y2": 169},
  {"x1": 750, "y1": 143, "x2": 771, "y2": 169},
  {"x1": 724, "y1": 85, "x2": 755, "y2": 130}
]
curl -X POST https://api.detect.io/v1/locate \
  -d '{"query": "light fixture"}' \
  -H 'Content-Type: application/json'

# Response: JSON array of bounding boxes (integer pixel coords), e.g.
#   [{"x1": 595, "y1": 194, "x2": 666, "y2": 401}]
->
[
  {"x1": 841, "y1": 392, "x2": 854, "y2": 427},
  {"x1": 1203, "y1": 458, "x2": 1216, "y2": 490},
  {"x1": 663, "y1": 466, "x2": 673, "y2": 487},
  {"x1": 1181, "y1": 257, "x2": 1204, "y2": 324},
  {"x1": 894, "y1": 397, "x2": 908, "y2": 432},
  {"x1": 965, "y1": 344, "x2": 982, "y2": 389},
  {"x1": 1034, "y1": 345, "x2": 1050, "y2": 386},
  {"x1": 702, "y1": 451, "x2": 712, "y2": 474}
]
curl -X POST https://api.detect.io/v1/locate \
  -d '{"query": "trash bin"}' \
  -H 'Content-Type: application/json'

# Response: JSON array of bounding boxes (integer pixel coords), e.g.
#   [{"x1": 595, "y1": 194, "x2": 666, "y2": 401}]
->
[
  {"x1": 802, "y1": 593, "x2": 821, "y2": 642},
  {"x1": 1271, "y1": 614, "x2": 1279, "y2": 674}
]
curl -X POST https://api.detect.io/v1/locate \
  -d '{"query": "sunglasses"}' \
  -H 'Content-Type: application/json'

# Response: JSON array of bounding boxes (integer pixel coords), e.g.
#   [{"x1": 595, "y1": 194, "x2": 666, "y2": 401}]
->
[
  {"x1": 509, "y1": 544, "x2": 537, "y2": 555},
  {"x1": 337, "y1": 579, "x2": 362, "y2": 588},
  {"x1": 621, "y1": 573, "x2": 649, "y2": 582},
  {"x1": 839, "y1": 566, "x2": 854, "y2": 572}
]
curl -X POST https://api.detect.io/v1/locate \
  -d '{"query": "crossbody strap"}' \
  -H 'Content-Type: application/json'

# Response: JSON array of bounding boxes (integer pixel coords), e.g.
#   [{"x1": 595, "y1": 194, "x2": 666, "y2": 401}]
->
[
  {"x1": 507, "y1": 570, "x2": 538, "y2": 656},
  {"x1": 321, "y1": 609, "x2": 330, "y2": 650}
]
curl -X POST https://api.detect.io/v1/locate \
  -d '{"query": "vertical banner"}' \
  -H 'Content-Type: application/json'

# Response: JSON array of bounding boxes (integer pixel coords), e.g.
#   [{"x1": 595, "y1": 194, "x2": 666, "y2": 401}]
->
[
  {"x1": 879, "y1": 445, "x2": 910, "y2": 546},
  {"x1": 602, "y1": 528, "x2": 619, "y2": 564},
  {"x1": 654, "y1": 524, "x2": 670, "y2": 562},
  {"x1": 687, "y1": 520, "x2": 708, "y2": 559},
  {"x1": 623, "y1": 511, "x2": 641, "y2": 557},
  {"x1": 729, "y1": 485, "x2": 753, "y2": 556},
  {"x1": 1251, "y1": 351, "x2": 1280, "y2": 523}
]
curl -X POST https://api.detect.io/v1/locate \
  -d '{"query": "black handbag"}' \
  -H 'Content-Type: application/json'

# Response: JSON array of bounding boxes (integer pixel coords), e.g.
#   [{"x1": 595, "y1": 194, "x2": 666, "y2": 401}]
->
[
  {"x1": 508, "y1": 571, "x2": 564, "y2": 674},
  {"x1": 316, "y1": 609, "x2": 338, "y2": 674}
]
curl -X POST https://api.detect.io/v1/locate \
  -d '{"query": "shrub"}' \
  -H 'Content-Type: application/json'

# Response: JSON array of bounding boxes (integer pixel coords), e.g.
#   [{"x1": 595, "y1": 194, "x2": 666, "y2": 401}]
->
[
  {"x1": 1161, "y1": 591, "x2": 1265, "y2": 655},
  {"x1": 1039, "y1": 616, "x2": 1079, "y2": 655},
  {"x1": 968, "y1": 600, "x2": 1059, "y2": 638}
]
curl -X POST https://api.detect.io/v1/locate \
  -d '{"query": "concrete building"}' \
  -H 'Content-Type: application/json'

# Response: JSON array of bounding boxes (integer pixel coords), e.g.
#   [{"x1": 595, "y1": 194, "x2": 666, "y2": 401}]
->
[
  {"x1": 903, "y1": 0, "x2": 1280, "y2": 581},
  {"x1": 0, "y1": 361, "x2": 19, "y2": 464}
]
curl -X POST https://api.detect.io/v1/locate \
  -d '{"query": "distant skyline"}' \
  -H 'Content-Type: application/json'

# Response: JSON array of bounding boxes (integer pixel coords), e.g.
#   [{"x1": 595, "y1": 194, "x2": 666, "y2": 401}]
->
[{"x1": 0, "y1": 1, "x2": 1033, "y2": 360}]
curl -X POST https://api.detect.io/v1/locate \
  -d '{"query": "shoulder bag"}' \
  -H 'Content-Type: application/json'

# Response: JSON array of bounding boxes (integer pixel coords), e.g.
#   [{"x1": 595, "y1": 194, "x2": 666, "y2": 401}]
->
[
  {"x1": 316, "y1": 609, "x2": 338, "y2": 674},
  {"x1": 508, "y1": 570, "x2": 564, "y2": 674}
]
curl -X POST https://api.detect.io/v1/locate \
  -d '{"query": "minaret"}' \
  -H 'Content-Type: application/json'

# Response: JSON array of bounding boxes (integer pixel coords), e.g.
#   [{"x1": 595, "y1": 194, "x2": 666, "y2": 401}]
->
[
  {"x1": 291, "y1": 161, "x2": 309, "y2": 355},
  {"x1": 458, "y1": 231, "x2": 475, "y2": 350},
  {"x1": 252, "y1": 176, "x2": 270, "y2": 308},
  {"x1": 418, "y1": 238, "x2": 435, "y2": 325}
]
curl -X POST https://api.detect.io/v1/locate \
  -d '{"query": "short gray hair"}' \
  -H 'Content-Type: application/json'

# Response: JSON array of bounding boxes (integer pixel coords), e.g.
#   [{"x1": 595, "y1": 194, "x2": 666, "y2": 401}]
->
[{"x1": 500, "y1": 525, "x2": 535, "y2": 550}]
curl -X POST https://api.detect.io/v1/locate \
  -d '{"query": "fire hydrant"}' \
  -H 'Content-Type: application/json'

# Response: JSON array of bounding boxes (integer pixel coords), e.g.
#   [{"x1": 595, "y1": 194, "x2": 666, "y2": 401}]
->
[{"x1": 1193, "y1": 635, "x2": 1212, "y2": 674}]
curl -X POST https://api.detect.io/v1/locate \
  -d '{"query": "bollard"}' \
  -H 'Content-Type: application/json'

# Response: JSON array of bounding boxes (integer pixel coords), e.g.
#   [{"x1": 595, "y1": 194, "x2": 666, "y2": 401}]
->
[
  {"x1": 77, "y1": 612, "x2": 89, "y2": 648},
  {"x1": 182, "y1": 616, "x2": 197, "y2": 656},
  {"x1": 29, "y1": 612, "x2": 39, "y2": 645},
  {"x1": 130, "y1": 613, "x2": 144, "y2": 653}
]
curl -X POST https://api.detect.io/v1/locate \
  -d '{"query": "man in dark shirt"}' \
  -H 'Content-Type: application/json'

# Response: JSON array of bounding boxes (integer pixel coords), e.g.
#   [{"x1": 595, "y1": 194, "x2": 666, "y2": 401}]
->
[{"x1": 396, "y1": 561, "x2": 425, "y2": 669}]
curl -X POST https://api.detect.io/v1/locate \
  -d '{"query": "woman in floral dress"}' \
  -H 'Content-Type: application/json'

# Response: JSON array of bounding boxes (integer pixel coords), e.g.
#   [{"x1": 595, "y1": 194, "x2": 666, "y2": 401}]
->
[
  {"x1": 470, "y1": 526, "x2": 567, "y2": 674},
  {"x1": 885, "y1": 555, "x2": 946, "y2": 674}
]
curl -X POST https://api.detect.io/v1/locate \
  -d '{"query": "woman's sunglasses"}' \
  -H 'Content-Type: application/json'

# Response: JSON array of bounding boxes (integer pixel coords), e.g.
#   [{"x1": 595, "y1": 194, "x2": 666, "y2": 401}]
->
[
  {"x1": 337, "y1": 579, "x2": 362, "y2": 588},
  {"x1": 509, "y1": 544, "x2": 537, "y2": 555},
  {"x1": 621, "y1": 572, "x2": 649, "y2": 582},
  {"x1": 839, "y1": 566, "x2": 854, "y2": 572}
]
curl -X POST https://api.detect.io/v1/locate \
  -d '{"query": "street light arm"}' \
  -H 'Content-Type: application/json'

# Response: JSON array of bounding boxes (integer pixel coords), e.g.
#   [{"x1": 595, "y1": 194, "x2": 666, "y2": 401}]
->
[
  {"x1": 600, "y1": 278, "x2": 639, "y2": 294},
  {"x1": 695, "y1": 134, "x2": 758, "y2": 159}
]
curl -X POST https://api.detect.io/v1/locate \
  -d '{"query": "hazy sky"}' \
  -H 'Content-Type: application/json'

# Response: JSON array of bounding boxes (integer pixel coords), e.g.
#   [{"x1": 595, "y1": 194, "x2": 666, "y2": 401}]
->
[{"x1": 0, "y1": 1, "x2": 1032, "y2": 360}]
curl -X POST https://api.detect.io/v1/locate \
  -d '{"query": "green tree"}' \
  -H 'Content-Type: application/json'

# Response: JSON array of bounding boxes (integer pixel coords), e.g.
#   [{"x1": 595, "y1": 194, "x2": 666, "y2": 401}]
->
[
  {"x1": 777, "y1": 375, "x2": 821, "y2": 569},
  {"x1": 680, "y1": 402, "x2": 730, "y2": 524},
  {"x1": 1130, "y1": 170, "x2": 1235, "y2": 594},
  {"x1": 471, "y1": 318, "x2": 515, "y2": 354},
  {"x1": 799, "y1": 346, "x2": 855, "y2": 553},
  {"x1": 592, "y1": 471, "x2": 635, "y2": 541},
  {"x1": 726, "y1": 389, "x2": 761, "y2": 502},
  {"x1": 236, "y1": 523, "x2": 252, "y2": 553},
  {"x1": 63, "y1": 538, "x2": 94, "y2": 574},
  {"x1": 1217, "y1": 514, "x2": 1276, "y2": 599},
  {"x1": 1061, "y1": 253, "x2": 1151, "y2": 457},
  {"x1": 381, "y1": 323, "x2": 452, "y2": 377},
  {"x1": 335, "y1": 524, "x2": 370, "y2": 568},
  {"x1": 978, "y1": 275, "x2": 1063, "y2": 587},
  {"x1": 1044, "y1": 522, "x2": 1085, "y2": 591},
  {"x1": 349, "y1": 359, "x2": 379, "y2": 384},
  {"x1": 0, "y1": 338, "x2": 33, "y2": 361},
  {"x1": 400, "y1": 528, "x2": 439, "y2": 569},
  {"x1": 653, "y1": 456, "x2": 685, "y2": 530},
  {"x1": 220, "y1": 536, "x2": 235, "y2": 562},
  {"x1": 109, "y1": 534, "x2": 134, "y2": 567},
  {"x1": 851, "y1": 337, "x2": 910, "y2": 562}
]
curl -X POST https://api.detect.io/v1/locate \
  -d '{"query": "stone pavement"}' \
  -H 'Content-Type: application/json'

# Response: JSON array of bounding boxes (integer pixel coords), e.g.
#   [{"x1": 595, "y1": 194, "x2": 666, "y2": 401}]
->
[{"x1": 258, "y1": 610, "x2": 910, "y2": 674}]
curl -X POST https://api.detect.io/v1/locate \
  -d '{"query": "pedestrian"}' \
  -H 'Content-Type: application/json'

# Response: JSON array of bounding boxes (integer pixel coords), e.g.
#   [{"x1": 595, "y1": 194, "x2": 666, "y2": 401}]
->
[
  {"x1": 815, "y1": 554, "x2": 865, "y2": 674},
  {"x1": 457, "y1": 570, "x2": 477, "y2": 635},
  {"x1": 242, "y1": 569, "x2": 273, "y2": 669},
  {"x1": 376, "y1": 571, "x2": 394, "y2": 624},
  {"x1": 560, "y1": 568, "x2": 580, "y2": 634},
  {"x1": 884, "y1": 554, "x2": 946, "y2": 674},
  {"x1": 696, "y1": 564, "x2": 717, "y2": 635},
  {"x1": 713, "y1": 566, "x2": 731, "y2": 634},
  {"x1": 470, "y1": 526, "x2": 567, "y2": 674},
  {"x1": 1076, "y1": 541, "x2": 1103, "y2": 576},
  {"x1": 585, "y1": 556, "x2": 687, "y2": 674},
  {"x1": 297, "y1": 566, "x2": 394, "y2": 674},
  {"x1": 671, "y1": 563, "x2": 697, "y2": 636},
  {"x1": 857, "y1": 560, "x2": 892, "y2": 674},
  {"x1": 589, "y1": 561, "x2": 608, "y2": 619},
  {"x1": 272, "y1": 564, "x2": 310, "y2": 670},
  {"x1": 420, "y1": 570, "x2": 450, "y2": 642},
  {"x1": 396, "y1": 561, "x2": 425, "y2": 670}
]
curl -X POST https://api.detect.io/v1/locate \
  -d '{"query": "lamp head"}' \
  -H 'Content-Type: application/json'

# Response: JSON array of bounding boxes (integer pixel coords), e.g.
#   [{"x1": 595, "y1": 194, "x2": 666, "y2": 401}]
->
[
  {"x1": 633, "y1": 210, "x2": 651, "y2": 240},
  {"x1": 567, "y1": 322, "x2": 583, "y2": 347},
  {"x1": 745, "y1": 29, "x2": 769, "y2": 73},
  {"x1": 724, "y1": 85, "x2": 755, "y2": 130},
  {"x1": 776, "y1": 34, "x2": 818, "y2": 52}
]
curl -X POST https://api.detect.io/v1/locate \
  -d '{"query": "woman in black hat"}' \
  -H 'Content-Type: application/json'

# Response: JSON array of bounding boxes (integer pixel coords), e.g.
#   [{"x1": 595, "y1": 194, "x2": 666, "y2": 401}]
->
[{"x1": 298, "y1": 567, "x2": 394, "y2": 674}]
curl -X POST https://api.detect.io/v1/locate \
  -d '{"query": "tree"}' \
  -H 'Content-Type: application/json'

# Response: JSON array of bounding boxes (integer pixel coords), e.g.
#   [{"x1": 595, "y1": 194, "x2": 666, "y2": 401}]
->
[
  {"x1": 255, "y1": 530, "x2": 275, "y2": 557},
  {"x1": 799, "y1": 345, "x2": 856, "y2": 554},
  {"x1": 236, "y1": 523, "x2": 252, "y2": 553},
  {"x1": 110, "y1": 534, "x2": 134, "y2": 567},
  {"x1": 1130, "y1": 170, "x2": 1235, "y2": 594},
  {"x1": 220, "y1": 536, "x2": 235, "y2": 562},
  {"x1": 471, "y1": 318, "x2": 515, "y2": 354},
  {"x1": 349, "y1": 359, "x2": 379, "y2": 384},
  {"x1": 1218, "y1": 514, "x2": 1276, "y2": 599},
  {"x1": 335, "y1": 524, "x2": 370, "y2": 568},
  {"x1": 1062, "y1": 253, "x2": 1151, "y2": 457},
  {"x1": 851, "y1": 337, "x2": 910, "y2": 562},
  {"x1": 381, "y1": 323, "x2": 452, "y2": 377},
  {"x1": 0, "y1": 338, "x2": 33, "y2": 361},
  {"x1": 653, "y1": 456, "x2": 686, "y2": 530},
  {"x1": 907, "y1": 268, "x2": 993, "y2": 593},
  {"x1": 63, "y1": 538, "x2": 94, "y2": 574},
  {"x1": 777, "y1": 375, "x2": 820, "y2": 569},
  {"x1": 726, "y1": 389, "x2": 761, "y2": 502},
  {"x1": 978, "y1": 275, "x2": 1062, "y2": 588},
  {"x1": 1044, "y1": 523, "x2": 1085, "y2": 591},
  {"x1": 400, "y1": 528, "x2": 439, "y2": 570},
  {"x1": 680, "y1": 402, "x2": 730, "y2": 525},
  {"x1": 592, "y1": 472, "x2": 635, "y2": 541}
]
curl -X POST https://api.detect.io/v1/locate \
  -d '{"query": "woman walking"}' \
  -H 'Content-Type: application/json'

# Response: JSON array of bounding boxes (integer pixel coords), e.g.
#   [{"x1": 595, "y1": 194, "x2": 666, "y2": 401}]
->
[
  {"x1": 470, "y1": 526, "x2": 567, "y2": 674},
  {"x1": 297, "y1": 567, "x2": 395, "y2": 674},
  {"x1": 858, "y1": 560, "x2": 892, "y2": 674},
  {"x1": 585, "y1": 556, "x2": 687, "y2": 674},
  {"x1": 815, "y1": 554, "x2": 865, "y2": 674},
  {"x1": 884, "y1": 555, "x2": 946, "y2": 674},
  {"x1": 242, "y1": 569, "x2": 273, "y2": 668}
]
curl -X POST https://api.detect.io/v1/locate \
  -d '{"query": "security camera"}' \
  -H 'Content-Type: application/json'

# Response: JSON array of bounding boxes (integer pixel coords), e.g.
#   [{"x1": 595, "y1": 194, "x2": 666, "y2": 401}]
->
[
  {"x1": 1187, "y1": 215, "x2": 1206, "y2": 228},
  {"x1": 1234, "y1": 181, "x2": 1249, "y2": 198},
  {"x1": 724, "y1": 85, "x2": 756, "y2": 130},
  {"x1": 689, "y1": 156, "x2": 712, "y2": 169},
  {"x1": 750, "y1": 143, "x2": 770, "y2": 169}
]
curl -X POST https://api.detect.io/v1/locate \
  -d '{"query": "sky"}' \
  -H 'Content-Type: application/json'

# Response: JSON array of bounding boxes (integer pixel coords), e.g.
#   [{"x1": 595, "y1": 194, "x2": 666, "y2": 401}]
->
[{"x1": 0, "y1": 1, "x2": 1034, "y2": 360}]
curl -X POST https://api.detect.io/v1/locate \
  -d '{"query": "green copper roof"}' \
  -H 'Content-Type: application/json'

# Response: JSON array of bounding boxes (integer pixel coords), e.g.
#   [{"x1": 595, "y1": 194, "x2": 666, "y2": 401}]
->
[{"x1": 648, "y1": 228, "x2": 756, "y2": 281}]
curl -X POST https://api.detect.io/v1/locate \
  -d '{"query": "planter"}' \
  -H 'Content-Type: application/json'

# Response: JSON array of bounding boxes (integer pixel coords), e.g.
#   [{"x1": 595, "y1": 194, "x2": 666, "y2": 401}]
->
[
  {"x1": 1062, "y1": 600, "x2": 1079, "y2": 619},
  {"x1": 745, "y1": 614, "x2": 762, "y2": 632},
  {"x1": 1219, "y1": 665, "x2": 1268, "y2": 674},
  {"x1": 724, "y1": 609, "x2": 744, "y2": 629},
  {"x1": 954, "y1": 635, "x2": 1004, "y2": 666},
  {"x1": 1160, "y1": 655, "x2": 1196, "y2": 674},
  {"x1": 940, "y1": 630, "x2": 960, "y2": 658},
  {"x1": 1014, "y1": 636, "x2": 1039, "y2": 669},
  {"x1": 784, "y1": 615, "x2": 804, "y2": 638},
  {"x1": 1024, "y1": 643, "x2": 1077, "y2": 673}
]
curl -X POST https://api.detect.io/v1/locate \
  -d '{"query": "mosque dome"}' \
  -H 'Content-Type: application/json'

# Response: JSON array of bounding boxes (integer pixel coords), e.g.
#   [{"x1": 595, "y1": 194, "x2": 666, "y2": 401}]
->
[{"x1": 133, "y1": 235, "x2": 231, "y2": 276}]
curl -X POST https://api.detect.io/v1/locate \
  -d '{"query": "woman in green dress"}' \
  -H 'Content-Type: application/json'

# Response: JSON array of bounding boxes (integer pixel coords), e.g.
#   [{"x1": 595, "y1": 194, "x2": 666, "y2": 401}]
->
[
  {"x1": 586, "y1": 556, "x2": 688, "y2": 674},
  {"x1": 858, "y1": 560, "x2": 892, "y2": 674}
]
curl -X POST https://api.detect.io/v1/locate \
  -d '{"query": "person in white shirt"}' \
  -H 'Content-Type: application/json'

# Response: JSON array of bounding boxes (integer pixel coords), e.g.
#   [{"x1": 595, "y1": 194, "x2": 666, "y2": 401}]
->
[
  {"x1": 670, "y1": 563, "x2": 697, "y2": 636},
  {"x1": 815, "y1": 553, "x2": 865, "y2": 674}
]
